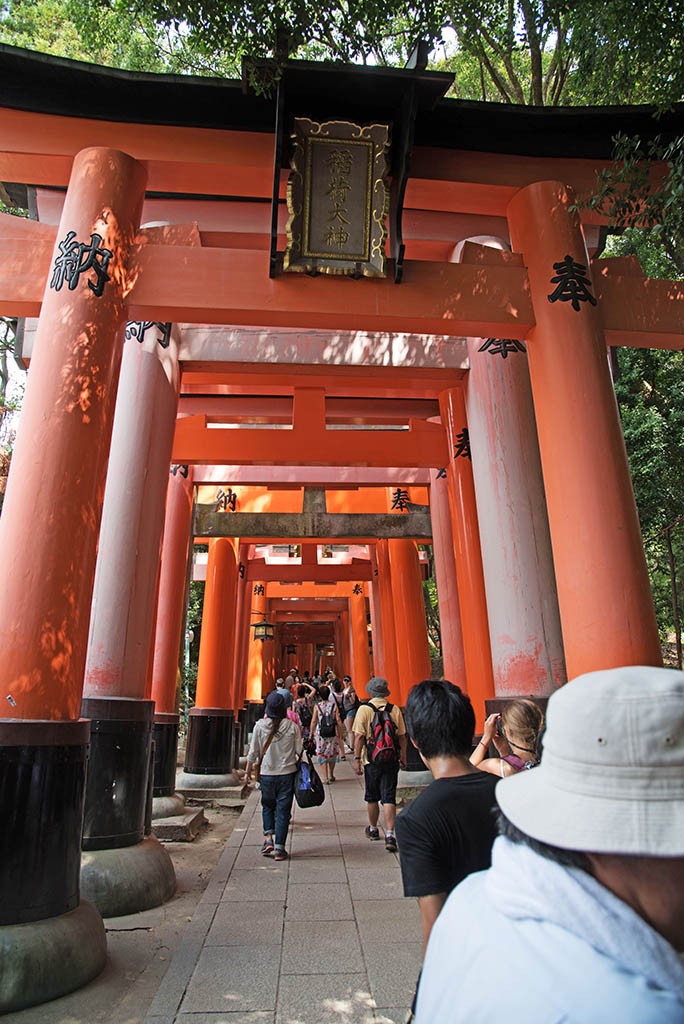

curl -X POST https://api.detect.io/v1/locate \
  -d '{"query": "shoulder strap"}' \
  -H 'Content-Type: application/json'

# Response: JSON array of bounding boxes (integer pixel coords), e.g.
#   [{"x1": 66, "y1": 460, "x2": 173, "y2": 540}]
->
[{"x1": 259, "y1": 722, "x2": 278, "y2": 762}]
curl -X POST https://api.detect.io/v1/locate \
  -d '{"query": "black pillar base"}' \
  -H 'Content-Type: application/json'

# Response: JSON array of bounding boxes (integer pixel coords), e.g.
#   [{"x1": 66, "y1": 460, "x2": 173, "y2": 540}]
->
[
  {"x1": 243, "y1": 700, "x2": 264, "y2": 736},
  {"x1": 152, "y1": 713, "x2": 179, "y2": 797},
  {"x1": 404, "y1": 738, "x2": 431, "y2": 772},
  {"x1": 80, "y1": 836, "x2": 175, "y2": 918},
  {"x1": 0, "y1": 900, "x2": 106, "y2": 1013},
  {"x1": 0, "y1": 719, "x2": 90, "y2": 926},
  {"x1": 184, "y1": 708, "x2": 234, "y2": 774},
  {"x1": 232, "y1": 718, "x2": 244, "y2": 768},
  {"x1": 81, "y1": 697, "x2": 154, "y2": 851}
]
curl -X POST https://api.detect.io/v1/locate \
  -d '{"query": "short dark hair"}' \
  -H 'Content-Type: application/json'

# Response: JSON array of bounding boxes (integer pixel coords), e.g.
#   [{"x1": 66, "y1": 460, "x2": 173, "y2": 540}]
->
[
  {"x1": 497, "y1": 811, "x2": 591, "y2": 872},
  {"x1": 404, "y1": 679, "x2": 475, "y2": 758},
  {"x1": 319, "y1": 684, "x2": 330, "y2": 701},
  {"x1": 297, "y1": 685, "x2": 308, "y2": 698},
  {"x1": 332, "y1": 678, "x2": 343, "y2": 693}
]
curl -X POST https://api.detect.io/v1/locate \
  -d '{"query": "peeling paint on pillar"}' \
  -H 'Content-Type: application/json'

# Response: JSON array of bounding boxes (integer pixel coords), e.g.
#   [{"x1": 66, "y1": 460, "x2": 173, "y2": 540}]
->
[{"x1": 465, "y1": 334, "x2": 565, "y2": 696}]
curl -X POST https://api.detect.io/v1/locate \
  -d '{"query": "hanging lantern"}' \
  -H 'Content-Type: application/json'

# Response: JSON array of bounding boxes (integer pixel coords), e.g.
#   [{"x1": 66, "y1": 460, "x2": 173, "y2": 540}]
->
[{"x1": 252, "y1": 617, "x2": 275, "y2": 642}]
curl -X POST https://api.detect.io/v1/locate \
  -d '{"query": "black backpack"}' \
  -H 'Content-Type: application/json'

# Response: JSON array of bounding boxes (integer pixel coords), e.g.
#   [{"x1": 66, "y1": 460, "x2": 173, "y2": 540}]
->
[
  {"x1": 297, "y1": 701, "x2": 312, "y2": 728},
  {"x1": 318, "y1": 704, "x2": 337, "y2": 738}
]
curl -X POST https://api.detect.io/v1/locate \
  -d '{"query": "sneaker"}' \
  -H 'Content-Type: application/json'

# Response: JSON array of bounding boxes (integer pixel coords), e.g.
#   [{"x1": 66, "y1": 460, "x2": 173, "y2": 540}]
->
[
  {"x1": 365, "y1": 825, "x2": 380, "y2": 841},
  {"x1": 260, "y1": 838, "x2": 274, "y2": 857},
  {"x1": 273, "y1": 847, "x2": 289, "y2": 861},
  {"x1": 385, "y1": 834, "x2": 398, "y2": 853}
]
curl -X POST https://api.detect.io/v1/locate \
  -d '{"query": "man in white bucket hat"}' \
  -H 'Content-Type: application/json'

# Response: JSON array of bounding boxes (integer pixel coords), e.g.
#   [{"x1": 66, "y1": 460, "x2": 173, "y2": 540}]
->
[{"x1": 415, "y1": 666, "x2": 684, "y2": 1023}]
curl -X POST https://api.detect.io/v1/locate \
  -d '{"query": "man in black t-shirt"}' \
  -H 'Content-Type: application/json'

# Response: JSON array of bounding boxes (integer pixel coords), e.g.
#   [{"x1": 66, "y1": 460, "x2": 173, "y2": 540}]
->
[{"x1": 395, "y1": 680, "x2": 498, "y2": 952}]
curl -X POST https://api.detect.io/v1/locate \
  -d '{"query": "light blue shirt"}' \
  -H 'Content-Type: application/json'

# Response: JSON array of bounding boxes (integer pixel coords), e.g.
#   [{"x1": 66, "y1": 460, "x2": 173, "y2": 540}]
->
[{"x1": 416, "y1": 854, "x2": 684, "y2": 1023}]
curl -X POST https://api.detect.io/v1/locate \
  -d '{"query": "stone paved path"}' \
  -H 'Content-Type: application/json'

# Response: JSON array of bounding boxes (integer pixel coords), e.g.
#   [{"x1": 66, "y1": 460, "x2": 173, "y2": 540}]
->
[{"x1": 144, "y1": 757, "x2": 423, "y2": 1024}]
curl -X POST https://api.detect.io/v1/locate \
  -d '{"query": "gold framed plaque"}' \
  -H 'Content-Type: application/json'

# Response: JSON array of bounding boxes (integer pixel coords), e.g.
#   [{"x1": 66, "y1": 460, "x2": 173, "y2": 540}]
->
[{"x1": 283, "y1": 118, "x2": 390, "y2": 278}]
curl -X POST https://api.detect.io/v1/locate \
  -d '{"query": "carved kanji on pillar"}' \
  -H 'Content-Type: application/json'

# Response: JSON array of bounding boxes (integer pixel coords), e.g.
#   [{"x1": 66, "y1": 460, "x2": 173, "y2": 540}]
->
[
  {"x1": 453, "y1": 428, "x2": 472, "y2": 460},
  {"x1": 478, "y1": 337, "x2": 527, "y2": 359},
  {"x1": 125, "y1": 320, "x2": 172, "y2": 349},
  {"x1": 548, "y1": 255, "x2": 597, "y2": 311},
  {"x1": 216, "y1": 487, "x2": 237, "y2": 512},
  {"x1": 50, "y1": 230, "x2": 112, "y2": 297},
  {"x1": 391, "y1": 487, "x2": 410, "y2": 511}
]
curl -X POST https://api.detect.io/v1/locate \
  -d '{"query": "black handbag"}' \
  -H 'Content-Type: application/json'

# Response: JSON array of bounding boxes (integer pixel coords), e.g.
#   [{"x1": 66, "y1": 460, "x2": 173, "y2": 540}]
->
[{"x1": 294, "y1": 751, "x2": 326, "y2": 808}]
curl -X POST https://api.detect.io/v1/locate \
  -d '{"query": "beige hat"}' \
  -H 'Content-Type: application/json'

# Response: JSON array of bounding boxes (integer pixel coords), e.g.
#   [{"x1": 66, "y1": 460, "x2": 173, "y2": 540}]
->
[{"x1": 496, "y1": 666, "x2": 684, "y2": 856}]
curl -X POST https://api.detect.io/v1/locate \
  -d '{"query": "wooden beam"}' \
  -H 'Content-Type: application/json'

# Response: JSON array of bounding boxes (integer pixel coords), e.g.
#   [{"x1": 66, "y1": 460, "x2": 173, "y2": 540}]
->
[
  {"x1": 2, "y1": 218, "x2": 682, "y2": 350},
  {"x1": 196, "y1": 509, "x2": 432, "y2": 542}
]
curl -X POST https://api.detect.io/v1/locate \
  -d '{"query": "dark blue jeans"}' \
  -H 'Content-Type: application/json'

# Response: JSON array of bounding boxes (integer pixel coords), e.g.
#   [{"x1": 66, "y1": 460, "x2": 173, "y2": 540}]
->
[{"x1": 259, "y1": 771, "x2": 296, "y2": 848}]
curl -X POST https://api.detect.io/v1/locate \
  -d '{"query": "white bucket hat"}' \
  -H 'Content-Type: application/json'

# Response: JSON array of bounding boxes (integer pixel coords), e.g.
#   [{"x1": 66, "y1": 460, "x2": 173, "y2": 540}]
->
[{"x1": 496, "y1": 666, "x2": 684, "y2": 856}]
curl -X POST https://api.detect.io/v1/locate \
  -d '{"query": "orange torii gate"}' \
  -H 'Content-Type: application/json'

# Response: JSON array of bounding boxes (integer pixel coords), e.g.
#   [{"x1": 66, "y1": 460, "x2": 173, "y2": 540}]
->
[{"x1": 0, "y1": 46, "x2": 683, "y2": 1011}]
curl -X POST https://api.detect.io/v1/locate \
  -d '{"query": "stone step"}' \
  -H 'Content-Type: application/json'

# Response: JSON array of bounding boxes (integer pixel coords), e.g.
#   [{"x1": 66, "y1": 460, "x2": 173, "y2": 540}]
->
[{"x1": 151, "y1": 808, "x2": 206, "y2": 843}]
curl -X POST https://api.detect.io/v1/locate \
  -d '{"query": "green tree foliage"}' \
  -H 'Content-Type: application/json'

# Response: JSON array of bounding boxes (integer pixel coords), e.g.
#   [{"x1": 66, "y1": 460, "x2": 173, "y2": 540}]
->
[
  {"x1": 0, "y1": 0, "x2": 236, "y2": 74},
  {"x1": 598, "y1": 231, "x2": 684, "y2": 658},
  {"x1": 433, "y1": 1, "x2": 573, "y2": 105},
  {"x1": 568, "y1": 0, "x2": 684, "y2": 108}
]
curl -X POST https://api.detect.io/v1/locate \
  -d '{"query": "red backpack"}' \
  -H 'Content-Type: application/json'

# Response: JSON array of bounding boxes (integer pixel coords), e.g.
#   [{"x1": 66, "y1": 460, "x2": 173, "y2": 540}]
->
[{"x1": 367, "y1": 702, "x2": 399, "y2": 765}]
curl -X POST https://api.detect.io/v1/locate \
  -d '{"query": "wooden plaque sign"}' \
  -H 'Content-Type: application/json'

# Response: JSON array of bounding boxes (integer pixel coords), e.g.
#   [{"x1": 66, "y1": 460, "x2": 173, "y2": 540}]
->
[{"x1": 284, "y1": 118, "x2": 390, "y2": 278}]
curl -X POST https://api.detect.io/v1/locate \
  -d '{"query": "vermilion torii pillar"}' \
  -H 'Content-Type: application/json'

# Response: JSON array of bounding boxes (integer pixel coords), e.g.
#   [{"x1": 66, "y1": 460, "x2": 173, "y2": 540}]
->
[
  {"x1": 375, "y1": 540, "x2": 401, "y2": 701},
  {"x1": 184, "y1": 538, "x2": 238, "y2": 781},
  {"x1": 80, "y1": 323, "x2": 179, "y2": 914},
  {"x1": 230, "y1": 542, "x2": 252, "y2": 768},
  {"x1": 0, "y1": 147, "x2": 145, "y2": 1011},
  {"x1": 507, "y1": 182, "x2": 662, "y2": 674},
  {"x1": 439, "y1": 387, "x2": 495, "y2": 728},
  {"x1": 246, "y1": 580, "x2": 268, "y2": 703},
  {"x1": 465, "y1": 334, "x2": 565, "y2": 696},
  {"x1": 368, "y1": 547, "x2": 384, "y2": 681},
  {"x1": 231, "y1": 542, "x2": 250, "y2": 722},
  {"x1": 349, "y1": 588, "x2": 372, "y2": 687},
  {"x1": 339, "y1": 606, "x2": 351, "y2": 676},
  {"x1": 429, "y1": 467, "x2": 466, "y2": 686},
  {"x1": 388, "y1": 538, "x2": 432, "y2": 705},
  {"x1": 151, "y1": 463, "x2": 195, "y2": 811}
]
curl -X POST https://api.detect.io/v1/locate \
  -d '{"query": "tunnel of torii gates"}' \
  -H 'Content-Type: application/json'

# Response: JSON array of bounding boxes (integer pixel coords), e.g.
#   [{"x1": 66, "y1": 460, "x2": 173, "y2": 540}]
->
[{"x1": 0, "y1": 44, "x2": 683, "y2": 1010}]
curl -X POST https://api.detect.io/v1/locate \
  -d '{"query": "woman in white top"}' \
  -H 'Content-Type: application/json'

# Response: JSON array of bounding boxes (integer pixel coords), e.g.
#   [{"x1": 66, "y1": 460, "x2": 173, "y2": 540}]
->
[{"x1": 245, "y1": 691, "x2": 303, "y2": 860}]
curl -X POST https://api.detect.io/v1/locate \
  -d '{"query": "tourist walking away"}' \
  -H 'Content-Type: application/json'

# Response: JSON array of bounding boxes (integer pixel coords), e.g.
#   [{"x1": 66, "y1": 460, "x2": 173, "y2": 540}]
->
[
  {"x1": 416, "y1": 666, "x2": 684, "y2": 1023},
  {"x1": 396, "y1": 680, "x2": 498, "y2": 951},
  {"x1": 266, "y1": 680, "x2": 300, "y2": 727},
  {"x1": 353, "y1": 677, "x2": 407, "y2": 851},
  {"x1": 330, "y1": 678, "x2": 347, "y2": 757},
  {"x1": 245, "y1": 691, "x2": 303, "y2": 861},
  {"x1": 342, "y1": 675, "x2": 359, "y2": 751},
  {"x1": 470, "y1": 697, "x2": 544, "y2": 776},
  {"x1": 292, "y1": 683, "x2": 314, "y2": 742},
  {"x1": 310, "y1": 683, "x2": 344, "y2": 783}
]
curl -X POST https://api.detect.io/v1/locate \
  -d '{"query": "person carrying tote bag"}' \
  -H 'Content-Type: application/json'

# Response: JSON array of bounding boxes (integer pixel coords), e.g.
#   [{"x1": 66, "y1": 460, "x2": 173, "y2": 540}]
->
[
  {"x1": 245, "y1": 692, "x2": 303, "y2": 861},
  {"x1": 294, "y1": 750, "x2": 326, "y2": 808}
]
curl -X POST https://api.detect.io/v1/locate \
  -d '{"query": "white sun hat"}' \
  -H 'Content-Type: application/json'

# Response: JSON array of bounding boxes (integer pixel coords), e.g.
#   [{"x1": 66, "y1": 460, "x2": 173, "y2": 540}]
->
[{"x1": 496, "y1": 666, "x2": 684, "y2": 856}]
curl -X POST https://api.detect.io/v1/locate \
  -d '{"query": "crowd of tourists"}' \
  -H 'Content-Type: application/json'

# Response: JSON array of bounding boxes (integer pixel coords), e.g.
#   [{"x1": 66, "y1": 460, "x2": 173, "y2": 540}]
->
[{"x1": 244, "y1": 663, "x2": 684, "y2": 1021}]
